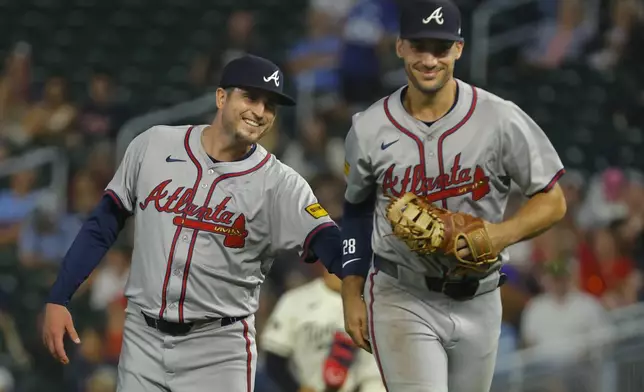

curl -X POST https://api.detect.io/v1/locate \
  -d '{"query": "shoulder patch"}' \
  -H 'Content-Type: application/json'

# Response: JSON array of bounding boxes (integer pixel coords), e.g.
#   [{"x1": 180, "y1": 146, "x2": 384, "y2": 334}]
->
[
  {"x1": 305, "y1": 203, "x2": 329, "y2": 219},
  {"x1": 344, "y1": 160, "x2": 350, "y2": 176}
]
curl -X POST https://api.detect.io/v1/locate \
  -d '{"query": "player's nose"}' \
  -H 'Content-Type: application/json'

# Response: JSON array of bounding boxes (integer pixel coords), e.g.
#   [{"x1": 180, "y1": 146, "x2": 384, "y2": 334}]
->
[
  {"x1": 418, "y1": 52, "x2": 440, "y2": 68},
  {"x1": 248, "y1": 100, "x2": 266, "y2": 118}
]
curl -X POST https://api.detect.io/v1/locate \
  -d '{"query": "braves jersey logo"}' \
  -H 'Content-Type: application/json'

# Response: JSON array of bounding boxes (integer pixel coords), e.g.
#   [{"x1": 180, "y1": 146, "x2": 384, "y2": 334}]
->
[
  {"x1": 382, "y1": 153, "x2": 490, "y2": 202},
  {"x1": 139, "y1": 180, "x2": 248, "y2": 248}
]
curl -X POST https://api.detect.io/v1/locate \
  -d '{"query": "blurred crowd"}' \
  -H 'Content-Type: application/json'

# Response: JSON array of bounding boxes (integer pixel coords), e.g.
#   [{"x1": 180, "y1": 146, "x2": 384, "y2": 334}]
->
[{"x1": 0, "y1": 0, "x2": 642, "y2": 391}]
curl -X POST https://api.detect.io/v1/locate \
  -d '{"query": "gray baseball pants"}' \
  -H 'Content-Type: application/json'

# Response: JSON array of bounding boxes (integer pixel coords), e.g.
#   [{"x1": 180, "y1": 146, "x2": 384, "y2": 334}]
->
[
  {"x1": 116, "y1": 303, "x2": 256, "y2": 392},
  {"x1": 364, "y1": 264, "x2": 502, "y2": 392}
]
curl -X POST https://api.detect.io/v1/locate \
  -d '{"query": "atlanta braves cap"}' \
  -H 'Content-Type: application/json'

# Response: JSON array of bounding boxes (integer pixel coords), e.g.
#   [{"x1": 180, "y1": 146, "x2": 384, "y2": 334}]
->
[
  {"x1": 218, "y1": 54, "x2": 296, "y2": 106},
  {"x1": 399, "y1": 0, "x2": 463, "y2": 42}
]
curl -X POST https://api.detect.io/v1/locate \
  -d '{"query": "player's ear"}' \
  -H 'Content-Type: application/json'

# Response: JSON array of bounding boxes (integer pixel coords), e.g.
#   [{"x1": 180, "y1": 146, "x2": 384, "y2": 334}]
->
[
  {"x1": 216, "y1": 88, "x2": 227, "y2": 109},
  {"x1": 454, "y1": 41, "x2": 464, "y2": 60},
  {"x1": 395, "y1": 37, "x2": 404, "y2": 59}
]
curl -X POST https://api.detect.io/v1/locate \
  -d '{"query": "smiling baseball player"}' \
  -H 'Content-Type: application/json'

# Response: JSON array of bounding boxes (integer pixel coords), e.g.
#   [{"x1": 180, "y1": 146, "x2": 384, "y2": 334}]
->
[
  {"x1": 41, "y1": 54, "x2": 344, "y2": 392},
  {"x1": 340, "y1": 0, "x2": 567, "y2": 391}
]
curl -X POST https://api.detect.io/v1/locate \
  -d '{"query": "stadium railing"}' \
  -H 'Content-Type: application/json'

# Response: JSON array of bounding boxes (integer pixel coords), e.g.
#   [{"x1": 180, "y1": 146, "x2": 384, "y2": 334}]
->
[
  {"x1": 115, "y1": 92, "x2": 218, "y2": 165},
  {"x1": 492, "y1": 301, "x2": 644, "y2": 392},
  {"x1": 469, "y1": 0, "x2": 601, "y2": 86},
  {"x1": 0, "y1": 147, "x2": 68, "y2": 211}
]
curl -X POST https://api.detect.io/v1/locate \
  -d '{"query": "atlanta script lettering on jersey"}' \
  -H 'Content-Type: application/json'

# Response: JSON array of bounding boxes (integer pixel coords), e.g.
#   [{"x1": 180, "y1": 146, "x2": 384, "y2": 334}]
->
[
  {"x1": 139, "y1": 179, "x2": 248, "y2": 248},
  {"x1": 382, "y1": 153, "x2": 491, "y2": 202}
]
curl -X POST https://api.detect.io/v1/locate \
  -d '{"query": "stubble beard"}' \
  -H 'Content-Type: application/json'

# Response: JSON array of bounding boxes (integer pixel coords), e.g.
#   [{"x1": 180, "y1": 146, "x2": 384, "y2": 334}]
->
[{"x1": 406, "y1": 63, "x2": 451, "y2": 95}]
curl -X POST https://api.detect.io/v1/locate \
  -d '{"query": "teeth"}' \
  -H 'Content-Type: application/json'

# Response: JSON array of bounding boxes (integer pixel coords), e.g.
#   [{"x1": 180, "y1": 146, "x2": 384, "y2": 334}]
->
[{"x1": 243, "y1": 119, "x2": 260, "y2": 127}]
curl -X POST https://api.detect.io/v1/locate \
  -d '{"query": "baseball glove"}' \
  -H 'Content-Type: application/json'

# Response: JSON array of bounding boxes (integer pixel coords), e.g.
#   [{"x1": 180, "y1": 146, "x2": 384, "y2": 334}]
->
[{"x1": 385, "y1": 192, "x2": 499, "y2": 273}]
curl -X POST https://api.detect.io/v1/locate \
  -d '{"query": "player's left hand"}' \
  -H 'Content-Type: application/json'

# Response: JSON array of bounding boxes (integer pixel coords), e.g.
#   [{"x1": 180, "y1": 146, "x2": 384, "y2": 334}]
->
[
  {"x1": 456, "y1": 222, "x2": 507, "y2": 261},
  {"x1": 341, "y1": 277, "x2": 372, "y2": 354}
]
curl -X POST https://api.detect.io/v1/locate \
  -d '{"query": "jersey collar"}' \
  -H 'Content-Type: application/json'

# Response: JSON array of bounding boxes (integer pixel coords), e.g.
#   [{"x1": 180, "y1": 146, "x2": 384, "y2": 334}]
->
[
  {"x1": 187, "y1": 125, "x2": 271, "y2": 172},
  {"x1": 391, "y1": 78, "x2": 472, "y2": 136}
]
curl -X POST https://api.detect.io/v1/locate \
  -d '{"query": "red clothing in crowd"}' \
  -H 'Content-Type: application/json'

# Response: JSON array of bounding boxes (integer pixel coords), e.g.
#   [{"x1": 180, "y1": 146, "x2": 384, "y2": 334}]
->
[{"x1": 577, "y1": 241, "x2": 634, "y2": 297}]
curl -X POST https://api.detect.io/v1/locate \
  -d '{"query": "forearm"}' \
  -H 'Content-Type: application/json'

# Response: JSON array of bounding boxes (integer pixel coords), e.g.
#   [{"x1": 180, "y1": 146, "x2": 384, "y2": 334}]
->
[
  {"x1": 309, "y1": 225, "x2": 343, "y2": 277},
  {"x1": 342, "y1": 275, "x2": 366, "y2": 298},
  {"x1": 341, "y1": 195, "x2": 375, "y2": 279},
  {"x1": 496, "y1": 184, "x2": 567, "y2": 247},
  {"x1": 47, "y1": 194, "x2": 129, "y2": 306}
]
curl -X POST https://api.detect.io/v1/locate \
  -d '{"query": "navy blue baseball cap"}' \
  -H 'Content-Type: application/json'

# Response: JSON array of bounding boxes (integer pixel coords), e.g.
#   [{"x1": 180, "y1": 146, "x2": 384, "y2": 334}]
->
[
  {"x1": 399, "y1": 0, "x2": 463, "y2": 42},
  {"x1": 219, "y1": 54, "x2": 296, "y2": 106}
]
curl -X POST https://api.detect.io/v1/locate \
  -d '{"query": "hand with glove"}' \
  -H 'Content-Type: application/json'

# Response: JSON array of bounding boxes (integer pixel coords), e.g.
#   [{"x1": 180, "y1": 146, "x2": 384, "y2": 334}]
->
[
  {"x1": 322, "y1": 331, "x2": 358, "y2": 392},
  {"x1": 386, "y1": 192, "x2": 503, "y2": 274}
]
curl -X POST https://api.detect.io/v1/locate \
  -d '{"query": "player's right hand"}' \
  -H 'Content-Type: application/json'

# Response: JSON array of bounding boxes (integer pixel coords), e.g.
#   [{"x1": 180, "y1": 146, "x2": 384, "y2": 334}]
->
[
  {"x1": 341, "y1": 277, "x2": 372, "y2": 353},
  {"x1": 42, "y1": 303, "x2": 81, "y2": 365}
]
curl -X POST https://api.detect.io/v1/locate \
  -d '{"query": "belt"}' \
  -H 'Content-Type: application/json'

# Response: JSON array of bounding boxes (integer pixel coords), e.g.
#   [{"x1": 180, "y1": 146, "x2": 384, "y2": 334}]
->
[
  {"x1": 142, "y1": 313, "x2": 247, "y2": 336},
  {"x1": 373, "y1": 256, "x2": 506, "y2": 301}
]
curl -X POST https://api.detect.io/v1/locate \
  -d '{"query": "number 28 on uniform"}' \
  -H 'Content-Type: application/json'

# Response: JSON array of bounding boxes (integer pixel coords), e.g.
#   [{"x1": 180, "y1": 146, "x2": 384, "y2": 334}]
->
[{"x1": 343, "y1": 239, "x2": 356, "y2": 255}]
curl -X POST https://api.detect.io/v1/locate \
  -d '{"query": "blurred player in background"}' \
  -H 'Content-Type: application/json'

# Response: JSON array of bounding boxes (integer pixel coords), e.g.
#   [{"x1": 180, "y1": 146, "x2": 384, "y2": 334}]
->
[{"x1": 261, "y1": 266, "x2": 385, "y2": 392}]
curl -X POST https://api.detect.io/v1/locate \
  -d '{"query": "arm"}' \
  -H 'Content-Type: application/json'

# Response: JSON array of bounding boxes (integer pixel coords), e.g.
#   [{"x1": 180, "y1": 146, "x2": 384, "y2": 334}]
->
[
  {"x1": 341, "y1": 116, "x2": 376, "y2": 352},
  {"x1": 487, "y1": 183, "x2": 566, "y2": 253},
  {"x1": 309, "y1": 225, "x2": 342, "y2": 277},
  {"x1": 341, "y1": 117, "x2": 376, "y2": 281},
  {"x1": 490, "y1": 102, "x2": 568, "y2": 255},
  {"x1": 47, "y1": 194, "x2": 129, "y2": 305},
  {"x1": 43, "y1": 130, "x2": 147, "y2": 365},
  {"x1": 341, "y1": 194, "x2": 376, "y2": 279},
  {"x1": 270, "y1": 171, "x2": 340, "y2": 274},
  {"x1": 340, "y1": 195, "x2": 376, "y2": 324}
]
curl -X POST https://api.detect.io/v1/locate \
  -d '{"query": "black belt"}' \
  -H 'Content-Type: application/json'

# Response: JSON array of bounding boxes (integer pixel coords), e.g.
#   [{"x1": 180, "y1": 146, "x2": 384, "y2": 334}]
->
[
  {"x1": 373, "y1": 256, "x2": 506, "y2": 301},
  {"x1": 142, "y1": 313, "x2": 247, "y2": 336}
]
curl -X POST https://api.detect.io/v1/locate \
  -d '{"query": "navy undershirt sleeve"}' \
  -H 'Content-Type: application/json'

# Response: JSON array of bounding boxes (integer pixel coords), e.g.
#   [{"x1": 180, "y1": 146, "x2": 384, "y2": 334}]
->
[
  {"x1": 309, "y1": 225, "x2": 343, "y2": 277},
  {"x1": 341, "y1": 192, "x2": 375, "y2": 278},
  {"x1": 47, "y1": 194, "x2": 130, "y2": 306}
]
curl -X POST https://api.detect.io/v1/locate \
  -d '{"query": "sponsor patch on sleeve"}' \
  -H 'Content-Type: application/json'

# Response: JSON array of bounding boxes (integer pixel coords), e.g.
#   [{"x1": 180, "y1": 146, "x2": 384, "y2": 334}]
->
[
  {"x1": 305, "y1": 203, "x2": 329, "y2": 219},
  {"x1": 344, "y1": 160, "x2": 350, "y2": 176}
]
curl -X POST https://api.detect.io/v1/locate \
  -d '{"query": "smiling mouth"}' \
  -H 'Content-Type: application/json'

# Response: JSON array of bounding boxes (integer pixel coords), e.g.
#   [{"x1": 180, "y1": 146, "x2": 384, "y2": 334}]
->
[
  {"x1": 419, "y1": 68, "x2": 440, "y2": 76},
  {"x1": 242, "y1": 118, "x2": 262, "y2": 127}
]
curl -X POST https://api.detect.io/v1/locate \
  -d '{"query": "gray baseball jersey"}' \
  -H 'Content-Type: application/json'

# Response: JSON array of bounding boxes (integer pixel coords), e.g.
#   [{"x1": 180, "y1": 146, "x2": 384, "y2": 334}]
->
[
  {"x1": 344, "y1": 78, "x2": 565, "y2": 276},
  {"x1": 344, "y1": 79, "x2": 565, "y2": 392},
  {"x1": 106, "y1": 124, "x2": 335, "y2": 323}
]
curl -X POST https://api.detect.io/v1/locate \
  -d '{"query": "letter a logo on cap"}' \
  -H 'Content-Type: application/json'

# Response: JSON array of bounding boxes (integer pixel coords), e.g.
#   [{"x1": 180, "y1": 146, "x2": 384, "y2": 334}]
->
[
  {"x1": 422, "y1": 7, "x2": 444, "y2": 25},
  {"x1": 263, "y1": 70, "x2": 280, "y2": 87}
]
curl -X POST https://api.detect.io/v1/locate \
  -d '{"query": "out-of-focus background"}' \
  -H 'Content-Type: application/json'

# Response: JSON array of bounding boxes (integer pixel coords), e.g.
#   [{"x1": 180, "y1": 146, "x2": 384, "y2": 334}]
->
[{"x1": 0, "y1": 0, "x2": 642, "y2": 391}]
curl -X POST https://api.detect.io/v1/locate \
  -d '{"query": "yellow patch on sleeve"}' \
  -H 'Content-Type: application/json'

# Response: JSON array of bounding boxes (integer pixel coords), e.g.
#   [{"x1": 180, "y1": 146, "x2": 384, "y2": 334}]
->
[
  {"x1": 344, "y1": 160, "x2": 350, "y2": 176},
  {"x1": 305, "y1": 203, "x2": 329, "y2": 219}
]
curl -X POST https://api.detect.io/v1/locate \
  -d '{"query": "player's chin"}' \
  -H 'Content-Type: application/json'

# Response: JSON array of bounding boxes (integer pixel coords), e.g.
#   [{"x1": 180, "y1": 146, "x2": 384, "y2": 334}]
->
[
  {"x1": 418, "y1": 77, "x2": 448, "y2": 93},
  {"x1": 236, "y1": 127, "x2": 266, "y2": 144}
]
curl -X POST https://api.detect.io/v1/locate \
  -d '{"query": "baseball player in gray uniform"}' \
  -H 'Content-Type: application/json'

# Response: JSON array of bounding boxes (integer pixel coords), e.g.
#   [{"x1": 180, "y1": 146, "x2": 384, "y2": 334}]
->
[
  {"x1": 41, "y1": 55, "x2": 344, "y2": 391},
  {"x1": 339, "y1": 1, "x2": 567, "y2": 391}
]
